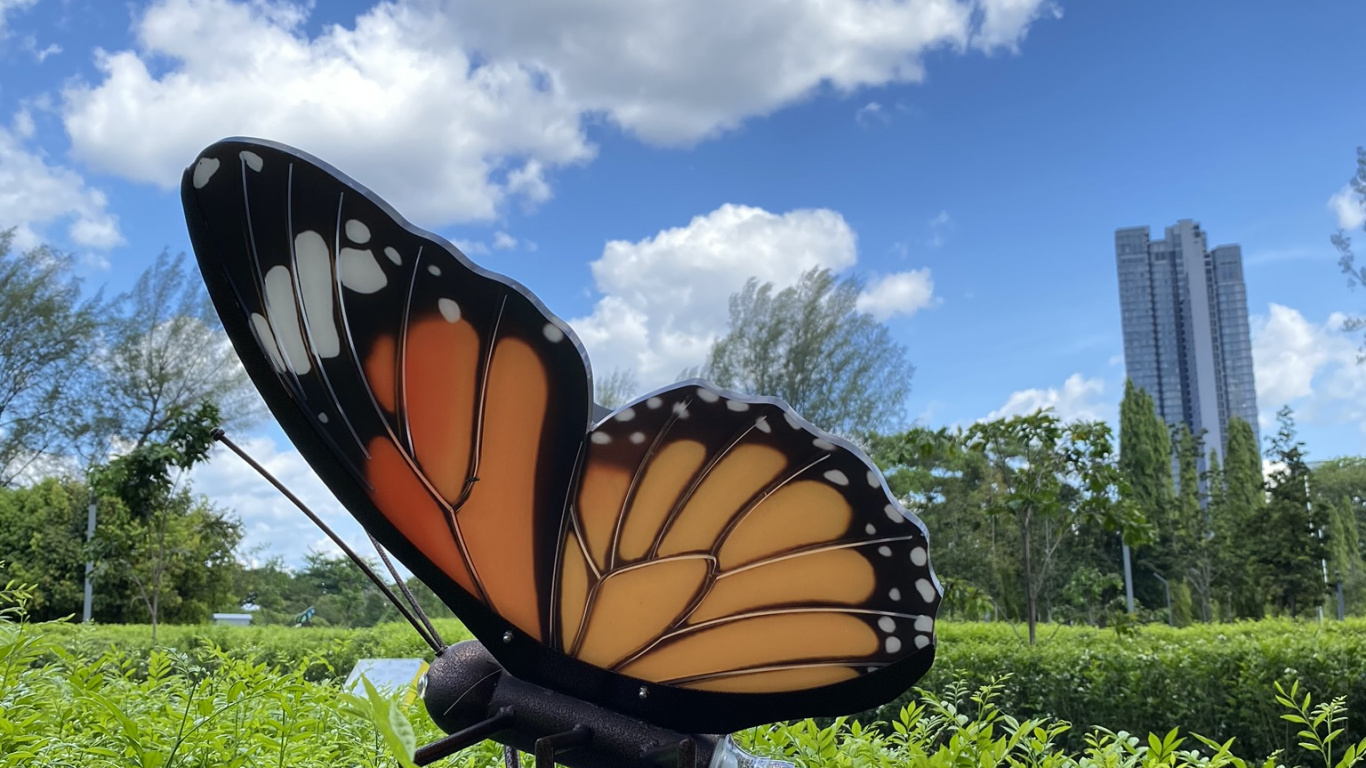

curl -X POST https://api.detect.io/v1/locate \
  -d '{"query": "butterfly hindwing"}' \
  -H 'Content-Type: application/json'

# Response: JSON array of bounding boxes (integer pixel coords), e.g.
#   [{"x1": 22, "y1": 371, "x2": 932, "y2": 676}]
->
[
  {"x1": 560, "y1": 382, "x2": 939, "y2": 696},
  {"x1": 181, "y1": 139, "x2": 591, "y2": 644}
]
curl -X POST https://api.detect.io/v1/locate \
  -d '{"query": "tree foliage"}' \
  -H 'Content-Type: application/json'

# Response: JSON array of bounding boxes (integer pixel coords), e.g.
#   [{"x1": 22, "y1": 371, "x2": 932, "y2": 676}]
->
[
  {"x1": 94, "y1": 251, "x2": 264, "y2": 453},
  {"x1": 1261, "y1": 407, "x2": 1328, "y2": 616},
  {"x1": 1334, "y1": 146, "x2": 1366, "y2": 357},
  {"x1": 706, "y1": 267, "x2": 913, "y2": 435},
  {"x1": 964, "y1": 410, "x2": 1148, "y2": 643},
  {"x1": 0, "y1": 230, "x2": 104, "y2": 484}
]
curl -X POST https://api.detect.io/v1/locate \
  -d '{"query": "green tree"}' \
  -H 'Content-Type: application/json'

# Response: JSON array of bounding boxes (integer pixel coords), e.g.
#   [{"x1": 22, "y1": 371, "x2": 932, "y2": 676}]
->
[
  {"x1": 1118, "y1": 380, "x2": 1176, "y2": 613},
  {"x1": 0, "y1": 230, "x2": 105, "y2": 484},
  {"x1": 91, "y1": 402, "x2": 229, "y2": 639},
  {"x1": 1312, "y1": 457, "x2": 1366, "y2": 615},
  {"x1": 964, "y1": 410, "x2": 1148, "y2": 643},
  {"x1": 1334, "y1": 146, "x2": 1366, "y2": 357},
  {"x1": 92, "y1": 251, "x2": 263, "y2": 454},
  {"x1": 1261, "y1": 407, "x2": 1328, "y2": 616},
  {"x1": 0, "y1": 478, "x2": 89, "y2": 620},
  {"x1": 594, "y1": 368, "x2": 639, "y2": 410},
  {"x1": 1175, "y1": 425, "x2": 1214, "y2": 621},
  {"x1": 1212, "y1": 416, "x2": 1266, "y2": 618},
  {"x1": 706, "y1": 267, "x2": 913, "y2": 435}
]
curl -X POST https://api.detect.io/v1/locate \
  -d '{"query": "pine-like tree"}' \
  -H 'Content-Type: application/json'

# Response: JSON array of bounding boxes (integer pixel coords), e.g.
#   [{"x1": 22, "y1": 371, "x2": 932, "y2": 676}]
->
[{"x1": 1262, "y1": 407, "x2": 1328, "y2": 616}]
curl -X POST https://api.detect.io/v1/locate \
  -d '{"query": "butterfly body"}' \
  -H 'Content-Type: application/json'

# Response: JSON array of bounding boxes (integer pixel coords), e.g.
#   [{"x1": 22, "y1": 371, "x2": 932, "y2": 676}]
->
[{"x1": 182, "y1": 137, "x2": 941, "y2": 736}]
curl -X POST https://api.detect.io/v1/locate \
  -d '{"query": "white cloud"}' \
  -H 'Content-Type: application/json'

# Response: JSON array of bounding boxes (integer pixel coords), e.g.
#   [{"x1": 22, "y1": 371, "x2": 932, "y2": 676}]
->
[
  {"x1": 190, "y1": 434, "x2": 367, "y2": 566},
  {"x1": 1252, "y1": 303, "x2": 1366, "y2": 432},
  {"x1": 971, "y1": 0, "x2": 1061, "y2": 52},
  {"x1": 0, "y1": 0, "x2": 36, "y2": 36},
  {"x1": 1329, "y1": 183, "x2": 1365, "y2": 231},
  {"x1": 855, "y1": 101, "x2": 889, "y2": 128},
  {"x1": 570, "y1": 203, "x2": 865, "y2": 388},
  {"x1": 857, "y1": 269, "x2": 936, "y2": 320},
  {"x1": 926, "y1": 209, "x2": 952, "y2": 247},
  {"x1": 438, "y1": 0, "x2": 1059, "y2": 145},
  {"x1": 492, "y1": 231, "x2": 517, "y2": 250},
  {"x1": 0, "y1": 126, "x2": 123, "y2": 250},
  {"x1": 986, "y1": 373, "x2": 1112, "y2": 422},
  {"x1": 60, "y1": 0, "x2": 594, "y2": 227}
]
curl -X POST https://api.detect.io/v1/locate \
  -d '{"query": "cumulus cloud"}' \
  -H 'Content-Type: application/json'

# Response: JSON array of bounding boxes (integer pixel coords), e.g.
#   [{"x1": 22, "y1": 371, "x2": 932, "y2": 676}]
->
[
  {"x1": 1329, "y1": 184, "x2": 1366, "y2": 231},
  {"x1": 60, "y1": 0, "x2": 593, "y2": 227},
  {"x1": 857, "y1": 269, "x2": 936, "y2": 320},
  {"x1": 985, "y1": 373, "x2": 1111, "y2": 422},
  {"x1": 1252, "y1": 303, "x2": 1366, "y2": 431},
  {"x1": 190, "y1": 434, "x2": 367, "y2": 566},
  {"x1": 0, "y1": 126, "x2": 122, "y2": 250},
  {"x1": 436, "y1": 0, "x2": 1059, "y2": 145},
  {"x1": 570, "y1": 203, "x2": 879, "y2": 389},
  {"x1": 492, "y1": 231, "x2": 518, "y2": 250}
]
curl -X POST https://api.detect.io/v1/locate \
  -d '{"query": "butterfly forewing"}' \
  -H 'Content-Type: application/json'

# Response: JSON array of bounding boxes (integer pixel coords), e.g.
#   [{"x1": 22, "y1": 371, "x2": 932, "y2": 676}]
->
[
  {"x1": 183, "y1": 137, "x2": 941, "y2": 734},
  {"x1": 182, "y1": 140, "x2": 591, "y2": 643},
  {"x1": 559, "y1": 383, "x2": 938, "y2": 694}
]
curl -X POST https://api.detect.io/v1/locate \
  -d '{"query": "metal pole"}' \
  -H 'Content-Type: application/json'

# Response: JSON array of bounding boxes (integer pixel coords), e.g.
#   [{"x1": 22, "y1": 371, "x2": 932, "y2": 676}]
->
[
  {"x1": 1121, "y1": 541, "x2": 1135, "y2": 613},
  {"x1": 1152, "y1": 571, "x2": 1172, "y2": 626},
  {"x1": 82, "y1": 494, "x2": 95, "y2": 623}
]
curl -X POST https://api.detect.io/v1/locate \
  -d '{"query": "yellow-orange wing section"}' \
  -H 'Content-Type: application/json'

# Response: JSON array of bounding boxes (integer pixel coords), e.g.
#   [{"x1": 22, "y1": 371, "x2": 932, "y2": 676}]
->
[
  {"x1": 555, "y1": 381, "x2": 939, "y2": 694},
  {"x1": 182, "y1": 139, "x2": 592, "y2": 644}
]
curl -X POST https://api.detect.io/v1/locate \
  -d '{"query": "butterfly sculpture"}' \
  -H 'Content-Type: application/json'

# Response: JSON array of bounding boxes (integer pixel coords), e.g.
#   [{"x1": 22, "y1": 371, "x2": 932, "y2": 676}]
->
[{"x1": 182, "y1": 138, "x2": 941, "y2": 766}]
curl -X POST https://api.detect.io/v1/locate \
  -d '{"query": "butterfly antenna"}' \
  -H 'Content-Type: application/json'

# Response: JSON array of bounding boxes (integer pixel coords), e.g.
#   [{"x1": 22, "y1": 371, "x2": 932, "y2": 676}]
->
[
  {"x1": 368, "y1": 533, "x2": 445, "y2": 649},
  {"x1": 212, "y1": 429, "x2": 445, "y2": 656}
]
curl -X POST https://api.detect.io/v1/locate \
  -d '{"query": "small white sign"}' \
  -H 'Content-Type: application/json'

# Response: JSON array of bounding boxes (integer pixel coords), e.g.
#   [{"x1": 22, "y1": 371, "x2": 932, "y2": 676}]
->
[{"x1": 344, "y1": 658, "x2": 429, "y2": 705}]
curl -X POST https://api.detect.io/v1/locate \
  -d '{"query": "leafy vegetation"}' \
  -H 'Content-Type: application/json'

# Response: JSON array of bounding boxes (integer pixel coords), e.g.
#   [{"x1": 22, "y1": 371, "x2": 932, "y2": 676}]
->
[{"x1": 5, "y1": 572, "x2": 1366, "y2": 768}]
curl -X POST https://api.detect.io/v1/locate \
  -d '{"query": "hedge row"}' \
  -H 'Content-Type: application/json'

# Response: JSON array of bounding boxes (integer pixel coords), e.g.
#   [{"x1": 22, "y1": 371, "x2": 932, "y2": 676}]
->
[{"x1": 35, "y1": 618, "x2": 1366, "y2": 761}]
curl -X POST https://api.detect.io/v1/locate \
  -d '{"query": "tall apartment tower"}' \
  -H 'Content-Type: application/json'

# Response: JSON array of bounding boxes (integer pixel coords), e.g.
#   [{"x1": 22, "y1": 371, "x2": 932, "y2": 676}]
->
[{"x1": 1115, "y1": 219, "x2": 1259, "y2": 461}]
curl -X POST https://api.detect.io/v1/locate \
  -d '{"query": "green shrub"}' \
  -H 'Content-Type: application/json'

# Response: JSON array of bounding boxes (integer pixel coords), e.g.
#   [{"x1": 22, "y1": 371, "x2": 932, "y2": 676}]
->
[{"x1": 21, "y1": 610, "x2": 1366, "y2": 766}]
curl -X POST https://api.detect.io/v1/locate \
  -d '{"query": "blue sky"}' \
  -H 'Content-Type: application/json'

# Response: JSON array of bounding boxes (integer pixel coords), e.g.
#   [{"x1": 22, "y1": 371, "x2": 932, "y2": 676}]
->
[{"x1": 3, "y1": 0, "x2": 1364, "y2": 565}]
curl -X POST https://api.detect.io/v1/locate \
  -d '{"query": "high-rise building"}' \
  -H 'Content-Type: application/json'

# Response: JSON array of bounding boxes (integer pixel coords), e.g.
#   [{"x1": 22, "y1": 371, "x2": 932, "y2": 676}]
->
[{"x1": 1115, "y1": 219, "x2": 1259, "y2": 461}]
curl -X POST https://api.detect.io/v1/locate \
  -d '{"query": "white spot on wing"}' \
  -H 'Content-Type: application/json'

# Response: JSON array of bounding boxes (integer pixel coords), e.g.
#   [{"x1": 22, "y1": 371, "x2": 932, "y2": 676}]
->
[
  {"x1": 239, "y1": 150, "x2": 263, "y2": 171},
  {"x1": 695, "y1": 387, "x2": 719, "y2": 403},
  {"x1": 877, "y1": 617, "x2": 896, "y2": 633},
  {"x1": 915, "y1": 616, "x2": 933, "y2": 632},
  {"x1": 783, "y1": 413, "x2": 801, "y2": 430},
  {"x1": 384, "y1": 246, "x2": 401, "y2": 265},
  {"x1": 428, "y1": 265, "x2": 442, "y2": 276},
  {"x1": 864, "y1": 523, "x2": 876, "y2": 535},
  {"x1": 614, "y1": 408, "x2": 636, "y2": 422},
  {"x1": 438, "y1": 298, "x2": 461, "y2": 323},
  {"x1": 629, "y1": 432, "x2": 646, "y2": 444},
  {"x1": 867, "y1": 470, "x2": 879, "y2": 487},
  {"x1": 755, "y1": 416, "x2": 771, "y2": 433},
  {"x1": 263, "y1": 265, "x2": 310, "y2": 374},
  {"x1": 823, "y1": 469, "x2": 849, "y2": 485},
  {"x1": 543, "y1": 323, "x2": 565, "y2": 342},
  {"x1": 914, "y1": 634, "x2": 930, "y2": 649},
  {"x1": 192, "y1": 157, "x2": 220, "y2": 188},
  {"x1": 646, "y1": 397, "x2": 662, "y2": 409},
  {"x1": 726, "y1": 400, "x2": 749, "y2": 412},
  {"x1": 888, "y1": 587, "x2": 902, "y2": 601},
  {"x1": 910, "y1": 547, "x2": 927, "y2": 566},
  {"x1": 249, "y1": 312, "x2": 285, "y2": 373},
  {"x1": 885, "y1": 636, "x2": 902, "y2": 654},
  {"x1": 813, "y1": 438, "x2": 837, "y2": 451},
  {"x1": 339, "y1": 248, "x2": 387, "y2": 293},
  {"x1": 915, "y1": 578, "x2": 935, "y2": 602},
  {"x1": 877, "y1": 545, "x2": 892, "y2": 557},
  {"x1": 345, "y1": 219, "x2": 371, "y2": 244},
  {"x1": 590, "y1": 432, "x2": 611, "y2": 444},
  {"x1": 294, "y1": 231, "x2": 339, "y2": 358},
  {"x1": 317, "y1": 412, "x2": 329, "y2": 423},
  {"x1": 885, "y1": 504, "x2": 904, "y2": 523},
  {"x1": 672, "y1": 402, "x2": 690, "y2": 419}
]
